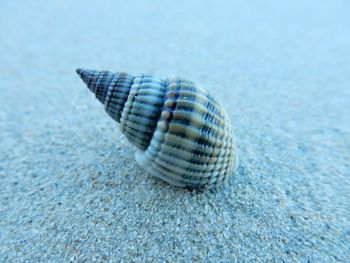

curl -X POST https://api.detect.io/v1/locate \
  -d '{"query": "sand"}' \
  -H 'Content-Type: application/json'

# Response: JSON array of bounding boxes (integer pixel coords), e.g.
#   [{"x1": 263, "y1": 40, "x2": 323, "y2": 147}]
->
[{"x1": 0, "y1": 0, "x2": 349, "y2": 261}]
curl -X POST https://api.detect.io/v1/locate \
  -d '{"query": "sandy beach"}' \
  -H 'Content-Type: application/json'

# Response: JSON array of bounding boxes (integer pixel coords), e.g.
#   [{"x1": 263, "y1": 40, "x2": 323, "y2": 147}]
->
[{"x1": 0, "y1": 0, "x2": 349, "y2": 261}]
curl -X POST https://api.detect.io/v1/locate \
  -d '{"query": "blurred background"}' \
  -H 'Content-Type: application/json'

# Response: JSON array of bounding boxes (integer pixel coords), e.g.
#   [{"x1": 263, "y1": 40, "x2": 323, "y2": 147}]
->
[{"x1": 0, "y1": 0, "x2": 349, "y2": 261}]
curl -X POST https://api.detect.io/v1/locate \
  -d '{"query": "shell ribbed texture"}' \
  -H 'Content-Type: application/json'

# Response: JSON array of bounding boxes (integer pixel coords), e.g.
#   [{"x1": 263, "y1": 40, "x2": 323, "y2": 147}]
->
[
  {"x1": 136, "y1": 78, "x2": 236, "y2": 188},
  {"x1": 77, "y1": 69, "x2": 237, "y2": 189},
  {"x1": 119, "y1": 75, "x2": 168, "y2": 150}
]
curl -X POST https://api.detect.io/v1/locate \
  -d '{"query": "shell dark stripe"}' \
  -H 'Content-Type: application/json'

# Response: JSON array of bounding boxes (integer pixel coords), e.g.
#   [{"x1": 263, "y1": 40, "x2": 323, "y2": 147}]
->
[
  {"x1": 175, "y1": 99, "x2": 225, "y2": 126},
  {"x1": 166, "y1": 122, "x2": 227, "y2": 148},
  {"x1": 137, "y1": 88, "x2": 165, "y2": 98},
  {"x1": 147, "y1": 145, "x2": 232, "y2": 175},
  {"x1": 86, "y1": 71, "x2": 98, "y2": 91},
  {"x1": 123, "y1": 118, "x2": 155, "y2": 134},
  {"x1": 104, "y1": 72, "x2": 135, "y2": 122},
  {"x1": 160, "y1": 133, "x2": 221, "y2": 155},
  {"x1": 133, "y1": 94, "x2": 164, "y2": 106},
  {"x1": 167, "y1": 134, "x2": 231, "y2": 156},
  {"x1": 156, "y1": 143, "x2": 221, "y2": 164},
  {"x1": 122, "y1": 127, "x2": 149, "y2": 149},
  {"x1": 175, "y1": 91, "x2": 224, "y2": 124},
  {"x1": 146, "y1": 142, "x2": 211, "y2": 168},
  {"x1": 150, "y1": 137, "x2": 234, "y2": 173},
  {"x1": 111, "y1": 83, "x2": 134, "y2": 92},
  {"x1": 173, "y1": 111, "x2": 222, "y2": 138},
  {"x1": 129, "y1": 104, "x2": 162, "y2": 120},
  {"x1": 108, "y1": 98, "x2": 128, "y2": 109},
  {"x1": 94, "y1": 71, "x2": 112, "y2": 103}
]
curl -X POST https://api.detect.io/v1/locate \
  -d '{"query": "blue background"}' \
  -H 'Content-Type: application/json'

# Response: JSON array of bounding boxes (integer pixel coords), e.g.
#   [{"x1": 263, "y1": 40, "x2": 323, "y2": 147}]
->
[{"x1": 0, "y1": 0, "x2": 349, "y2": 261}]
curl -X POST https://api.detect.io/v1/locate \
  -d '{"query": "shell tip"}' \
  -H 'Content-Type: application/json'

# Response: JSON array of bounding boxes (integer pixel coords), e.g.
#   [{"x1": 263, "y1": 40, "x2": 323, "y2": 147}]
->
[
  {"x1": 76, "y1": 68, "x2": 83, "y2": 76},
  {"x1": 76, "y1": 68, "x2": 95, "y2": 89},
  {"x1": 76, "y1": 68, "x2": 90, "y2": 79}
]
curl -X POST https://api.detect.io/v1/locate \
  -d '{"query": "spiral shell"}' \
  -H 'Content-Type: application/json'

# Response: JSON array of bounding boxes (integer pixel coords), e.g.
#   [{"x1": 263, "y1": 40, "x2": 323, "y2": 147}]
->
[{"x1": 76, "y1": 69, "x2": 238, "y2": 189}]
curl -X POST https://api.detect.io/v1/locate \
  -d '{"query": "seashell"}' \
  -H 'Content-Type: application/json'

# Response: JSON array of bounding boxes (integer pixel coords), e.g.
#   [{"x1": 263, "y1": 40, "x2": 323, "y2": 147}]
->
[{"x1": 76, "y1": 69, "x2": 238, "y2": 189}]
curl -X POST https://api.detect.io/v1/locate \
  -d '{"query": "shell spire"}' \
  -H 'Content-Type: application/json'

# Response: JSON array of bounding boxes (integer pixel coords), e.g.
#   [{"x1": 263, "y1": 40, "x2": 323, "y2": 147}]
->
[
  {"x1": 76, "y1": 69, "x2": 135, "y2": 123},
  {"x1": 76, "y1": 68, "x2": 112, "y2": 104}
]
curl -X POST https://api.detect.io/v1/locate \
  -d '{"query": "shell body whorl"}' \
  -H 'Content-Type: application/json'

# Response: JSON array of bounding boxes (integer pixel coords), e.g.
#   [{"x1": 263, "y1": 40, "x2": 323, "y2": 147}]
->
[{"x1": 77, "y1": 69, "x2": 238, "y2": 189}]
